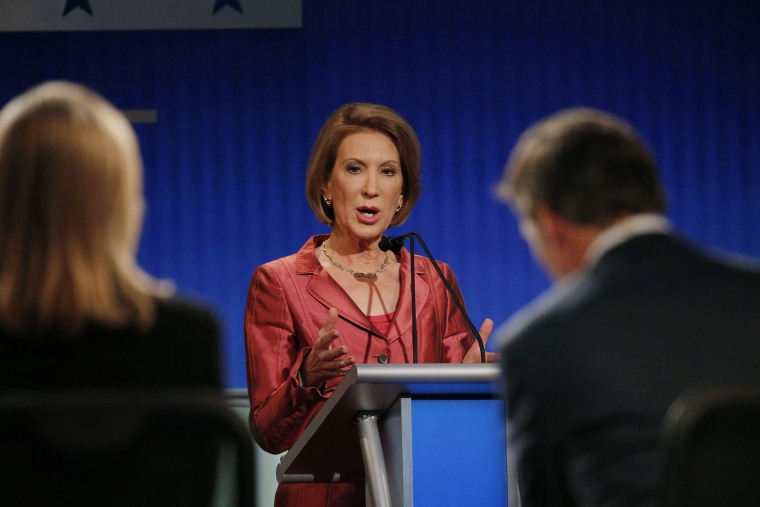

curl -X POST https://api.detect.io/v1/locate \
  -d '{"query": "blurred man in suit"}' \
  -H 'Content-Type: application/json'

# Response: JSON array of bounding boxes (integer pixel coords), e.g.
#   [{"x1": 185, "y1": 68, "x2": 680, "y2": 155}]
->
[{"x1": 495, "y1": 107, "x2": 760, "y2": 507}]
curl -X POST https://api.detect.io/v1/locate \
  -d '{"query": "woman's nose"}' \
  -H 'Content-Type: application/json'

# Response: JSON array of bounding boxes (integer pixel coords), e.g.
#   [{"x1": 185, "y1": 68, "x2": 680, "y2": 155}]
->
[{"x1": 361, "y1": 173, "x2": 379, "y2": 197}]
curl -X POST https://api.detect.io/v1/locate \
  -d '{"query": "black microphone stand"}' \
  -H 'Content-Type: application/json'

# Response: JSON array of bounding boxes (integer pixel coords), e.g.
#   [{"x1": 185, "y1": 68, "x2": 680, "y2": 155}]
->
[
  {"x1": 408, "y1": 233, "x2": 486, "y2": 363},
  {"x1": 409, "y1": 236, "x2": 417, "y2": 363},
  {"x1": 380, "y1": 233, "x2": 486, "y2": 363},
  {"x1": 380, "y1": 234, "x2": 418, "y2": 363}
]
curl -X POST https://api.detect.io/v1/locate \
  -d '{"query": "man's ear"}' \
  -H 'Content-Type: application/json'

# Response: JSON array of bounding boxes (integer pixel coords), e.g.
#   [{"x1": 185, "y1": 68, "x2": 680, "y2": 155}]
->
[{"x1": 534, "y1": 203, "x2": 566, "y2": 244}]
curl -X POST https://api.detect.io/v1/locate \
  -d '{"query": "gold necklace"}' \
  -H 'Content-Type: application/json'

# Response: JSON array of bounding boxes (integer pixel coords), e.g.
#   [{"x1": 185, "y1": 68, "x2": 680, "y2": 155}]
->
[{"x1": 321, "y1": 240, "x2": 389, "y2": 279}]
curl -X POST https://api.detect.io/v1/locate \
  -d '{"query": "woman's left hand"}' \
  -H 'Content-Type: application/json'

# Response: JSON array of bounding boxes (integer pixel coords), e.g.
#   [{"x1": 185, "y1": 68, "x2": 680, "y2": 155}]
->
[{"x1": 462, "y1": 318, "x2": 501, "y2": 363}]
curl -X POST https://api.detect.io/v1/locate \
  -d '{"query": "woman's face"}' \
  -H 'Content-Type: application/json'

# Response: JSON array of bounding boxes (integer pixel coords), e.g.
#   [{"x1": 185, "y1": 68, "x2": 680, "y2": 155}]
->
[{"x1": 324, "y1": 130, "x2": 404, "y2": 243}]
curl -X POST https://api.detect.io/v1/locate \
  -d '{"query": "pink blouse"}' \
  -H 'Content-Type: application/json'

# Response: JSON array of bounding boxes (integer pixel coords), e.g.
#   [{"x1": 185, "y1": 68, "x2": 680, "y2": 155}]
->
[{"x1": 369, "y1": 312, "x2": 394, "y2": 336}]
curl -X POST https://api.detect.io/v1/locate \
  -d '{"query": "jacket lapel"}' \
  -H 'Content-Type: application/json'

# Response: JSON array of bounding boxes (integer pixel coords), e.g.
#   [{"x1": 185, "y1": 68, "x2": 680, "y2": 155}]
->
[
  {"x1": 299, "y1": 236, "x2": 375, "y2": 333},
  {"x1": 297, "y1": 236, "x2": 431, "y2": 341}
]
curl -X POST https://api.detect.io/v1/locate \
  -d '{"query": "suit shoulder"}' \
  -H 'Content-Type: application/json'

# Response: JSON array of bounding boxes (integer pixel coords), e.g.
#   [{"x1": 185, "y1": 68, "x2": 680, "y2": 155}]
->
[
  {"x1": 248, "y1": 252, "x2": 303, "y2": 292},
  {"x1": 412, "y1": 254, "x2": 457, "y2": 279},
  {"x1": 495, "y1": 278, "x2": 587, "y2": 354},
  {"x1": 153, "y1": 296, "x2": 220, "y2": 333},
  {"x1": 259, "y1": 251, "x2": 299, "y2": 270}
]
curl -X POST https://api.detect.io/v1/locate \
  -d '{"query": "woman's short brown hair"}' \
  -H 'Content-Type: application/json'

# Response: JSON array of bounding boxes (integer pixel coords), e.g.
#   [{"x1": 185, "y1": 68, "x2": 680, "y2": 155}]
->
[{"x1": 305, "y1": 103, "x2": 422, "y2": 226}]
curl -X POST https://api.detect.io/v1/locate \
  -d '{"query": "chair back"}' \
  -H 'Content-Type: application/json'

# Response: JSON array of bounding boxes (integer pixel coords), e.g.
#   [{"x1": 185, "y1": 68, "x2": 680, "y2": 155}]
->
[
  {"x1": 660, "y1": 387, "x2": 760, "y2": 507},
  {"x1": 0, "y1": 388, "x2": 254, "y2": 507}
]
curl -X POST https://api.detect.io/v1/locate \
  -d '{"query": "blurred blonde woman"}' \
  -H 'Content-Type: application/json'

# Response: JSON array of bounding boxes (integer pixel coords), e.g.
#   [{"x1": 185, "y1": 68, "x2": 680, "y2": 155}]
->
[{"x1": 0, "y1": 81, "x2": 221, "y2": 388}]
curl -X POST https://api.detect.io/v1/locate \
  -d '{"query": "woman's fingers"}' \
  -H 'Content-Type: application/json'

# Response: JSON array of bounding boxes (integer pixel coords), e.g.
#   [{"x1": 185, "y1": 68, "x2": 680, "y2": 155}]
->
[
  {"x1": 478, "y1": 318, "x2": 494, "y2": 344},
  {"x1": 302, "y1": 308, "x2": 354, "y2": 386}
]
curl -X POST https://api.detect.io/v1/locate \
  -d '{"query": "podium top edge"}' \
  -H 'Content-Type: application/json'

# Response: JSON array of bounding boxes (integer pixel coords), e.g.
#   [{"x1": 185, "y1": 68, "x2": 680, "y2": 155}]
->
[{"x1": 348, "y1": 363, "x2": 500, "y2": 384}]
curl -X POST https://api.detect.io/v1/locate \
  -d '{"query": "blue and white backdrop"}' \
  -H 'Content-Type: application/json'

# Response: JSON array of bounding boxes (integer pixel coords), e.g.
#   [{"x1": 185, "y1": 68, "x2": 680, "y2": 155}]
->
[{"x1": 1, "y1": 0, "x2": 758, "y2": 387}]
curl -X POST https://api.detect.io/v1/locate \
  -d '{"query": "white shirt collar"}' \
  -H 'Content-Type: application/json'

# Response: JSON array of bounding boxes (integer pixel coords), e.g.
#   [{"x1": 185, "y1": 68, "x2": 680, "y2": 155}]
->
[{"x1": 583, "y1": 213, "x2": 672, "y2": 268}]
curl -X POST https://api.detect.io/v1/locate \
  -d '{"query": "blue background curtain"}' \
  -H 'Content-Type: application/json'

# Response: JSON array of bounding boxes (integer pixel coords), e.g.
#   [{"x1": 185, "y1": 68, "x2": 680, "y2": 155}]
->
[{"x1": 1, "y1": 0, "x2": 758, "y2": 387}]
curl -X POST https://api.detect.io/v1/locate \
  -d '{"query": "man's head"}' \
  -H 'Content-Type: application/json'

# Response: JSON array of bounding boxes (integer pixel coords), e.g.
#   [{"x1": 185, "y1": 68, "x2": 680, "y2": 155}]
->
[{"x1": 497, "y1": 108, "x2": 667, "y2": 279}]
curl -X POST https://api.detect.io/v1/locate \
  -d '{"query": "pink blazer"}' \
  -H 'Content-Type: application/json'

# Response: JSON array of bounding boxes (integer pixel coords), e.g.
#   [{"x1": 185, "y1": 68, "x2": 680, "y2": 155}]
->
[
  {"x1": 244, "y1": 235, "x2": 473, "y2": 453},
  {"x1": 243, "y1": 235, "x2": 474, "y2": 506}
]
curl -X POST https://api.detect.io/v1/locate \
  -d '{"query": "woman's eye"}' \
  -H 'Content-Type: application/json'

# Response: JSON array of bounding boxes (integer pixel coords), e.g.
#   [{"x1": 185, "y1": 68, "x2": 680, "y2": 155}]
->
[
  {"x1": 347, "y1": 164, "x2": 362, "y2": 173},
  {"x1": 381, "y1": 167, "x2": 398, "y2": 176}
]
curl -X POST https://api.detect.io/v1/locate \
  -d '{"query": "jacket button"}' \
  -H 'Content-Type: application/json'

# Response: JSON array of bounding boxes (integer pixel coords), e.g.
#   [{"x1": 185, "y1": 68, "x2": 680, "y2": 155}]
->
[{"x1": 377, "y1": 353, "x2": 389, "y2": 364}]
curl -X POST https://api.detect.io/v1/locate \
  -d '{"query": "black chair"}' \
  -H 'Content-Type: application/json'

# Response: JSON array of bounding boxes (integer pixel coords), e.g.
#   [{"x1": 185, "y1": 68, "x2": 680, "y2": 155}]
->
[
  {"x1": 0, "y1": 388, "x2": 255, "y2": 507},
  {"x1": 660, "y1": 387, "x2": 760, "y2": 507}
]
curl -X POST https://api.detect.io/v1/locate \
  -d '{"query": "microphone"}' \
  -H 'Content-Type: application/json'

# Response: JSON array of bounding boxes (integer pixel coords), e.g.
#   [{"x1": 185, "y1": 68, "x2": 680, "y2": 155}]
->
[
  {"x1": 380, "y1": 233, "x2": 418, "y2": 362},
  {"x1": 381, "y1": 232, "x2": 486, "y2": 363},
  {"x1": 378, "y1": 235, "x2": 406, "y2": 254}
]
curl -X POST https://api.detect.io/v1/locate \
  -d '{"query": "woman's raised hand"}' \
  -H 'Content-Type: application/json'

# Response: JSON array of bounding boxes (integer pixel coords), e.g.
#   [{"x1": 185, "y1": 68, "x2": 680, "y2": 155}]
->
[
  {"x1": 301, "y1": 307, "x2": 356, "y2": 387},
  {"x1": 462, "y1": 318, "x2": 500, "y2": 363}
]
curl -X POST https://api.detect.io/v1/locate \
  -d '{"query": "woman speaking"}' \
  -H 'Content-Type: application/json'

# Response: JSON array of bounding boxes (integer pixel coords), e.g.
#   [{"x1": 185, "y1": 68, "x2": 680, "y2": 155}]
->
[{"x1": 244, "y1": 103, "x2": 496, "y2": 506}]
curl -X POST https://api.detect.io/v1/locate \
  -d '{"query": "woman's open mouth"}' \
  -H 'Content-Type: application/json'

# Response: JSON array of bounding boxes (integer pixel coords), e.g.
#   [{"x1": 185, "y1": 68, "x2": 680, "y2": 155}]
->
[{"x1": 356, "y1": 206, "x2": 380, "y2": 224}]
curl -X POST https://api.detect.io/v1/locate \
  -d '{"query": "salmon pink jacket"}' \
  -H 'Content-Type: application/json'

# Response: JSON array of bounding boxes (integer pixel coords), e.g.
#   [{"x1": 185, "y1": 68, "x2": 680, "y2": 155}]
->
[{"x1": 244, "y1": 235, "x2": 474, "y2": 454}]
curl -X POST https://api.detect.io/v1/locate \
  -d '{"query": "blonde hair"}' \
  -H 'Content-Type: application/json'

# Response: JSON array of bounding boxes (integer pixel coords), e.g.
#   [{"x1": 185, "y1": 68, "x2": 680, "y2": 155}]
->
[
  {"x1": 305, "y1": 103, "x2": 422, "y2": 226},
  {"x1": 0, "y1": 81, "x2": 170, "y2": 335}
]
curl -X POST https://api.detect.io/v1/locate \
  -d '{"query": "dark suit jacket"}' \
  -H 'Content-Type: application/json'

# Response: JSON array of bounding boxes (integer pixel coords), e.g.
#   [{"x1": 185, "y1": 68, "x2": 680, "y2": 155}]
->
[
  {"x1": 0, "y1": 296, "x2": 223, "y2": 506},
  {"x1": 498, "y1": 233, "x2": 760, "y2": 507},
  {"x1": 0, "y1": 296, "x2": 222, "y2": 388}
]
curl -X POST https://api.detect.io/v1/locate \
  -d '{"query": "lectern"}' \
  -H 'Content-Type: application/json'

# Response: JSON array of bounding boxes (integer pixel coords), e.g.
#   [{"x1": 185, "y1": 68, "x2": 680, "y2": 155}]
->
[{"x1": 276, "y1": 363, "x2": 507, "y2": 506}]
